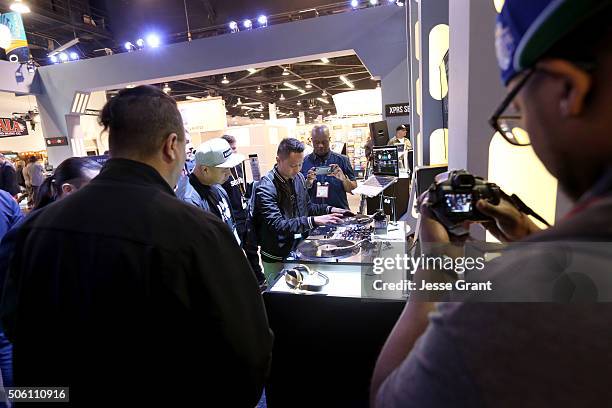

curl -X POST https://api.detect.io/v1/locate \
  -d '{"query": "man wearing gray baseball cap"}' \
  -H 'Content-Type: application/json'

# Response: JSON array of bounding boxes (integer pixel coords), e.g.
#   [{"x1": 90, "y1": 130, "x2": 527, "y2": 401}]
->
[{"x1": 183, "y1": 138, "x2": 245, "y2": 244}]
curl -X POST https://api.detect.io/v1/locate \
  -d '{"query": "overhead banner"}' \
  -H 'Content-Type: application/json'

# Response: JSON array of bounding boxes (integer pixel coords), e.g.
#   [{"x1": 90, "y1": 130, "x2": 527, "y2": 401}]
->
[
  {"x1": 0, "y1": 117, "x2": 28, "y2": 137},
  {"x1": 0, "y1": 12, "x2": 29, "y2": 62}
]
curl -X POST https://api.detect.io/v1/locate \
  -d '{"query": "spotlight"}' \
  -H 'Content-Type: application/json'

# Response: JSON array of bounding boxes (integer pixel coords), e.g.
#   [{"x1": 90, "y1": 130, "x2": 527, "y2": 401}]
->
[
  {"x1": 243, "y1": 19, "x2": 252, "y2": 29},
  {"x1": 322, "y1": 90, "x2": 328, "y2": 96},
  {"x1": 256, "y1": 86, "x2": 262, "y2": 94},
  {"x1": 320, "y1": 58, "x2": 330, "y2": 64},
  {"x1": 297, "y1": 100, "x2": 302, "y2": 106},
  {"x1": 229, "y1": 21, "x2": 239, "y2": 33},
  {"x1": 327, "y1": 110, "x2": 331, "y2": 115},
  {"x1": 370, "y1": 0, "x2": 378, "y2": 4},
  {"x1": 319, "y1": 107, "x2": 324, "y2": 113},
  {"x1": 282, "y1": 68, "x2": 290, "y2": 76},
  {"x1": 258, "y1": 15, "x2": 268, "y2": 27},
  {"x1": 279, "y1": 94, "x2": 285, "y2": 101},
  {"x1": 124, "y1": 42, "x2": 135, "y2": 51},
  {"x1": 146, "y1": 34, "x2": 160, "y2": 48},
  {"x1": 351, "y1": 0, "x2": 359, "y2": 7},
  {"x1": 305, "y1": 80, "x2": 312, "y2": 89},
  {"x1": 9, "y1": 0, "x2": 30, "y2": 13},
  {"x1": 59, "y1": 52, "x2": 68, "y2": 62},
  {"x1": 247, "y1": 68, "x2": 257, "y2": 74},
  {"x1": 221, "y1": 75, "x2": 230, "y2": 84},
  {"x1": 69, "y1": 52, "x2": 79, "y2": 60},
  {"x1": 49, "y1": 55, "x2": 58, "y2": 64},
  {"x1": 162, "y1": 83, "x2": 171, "y2": 94},
  {"x1": 136, "y1": 38, "x2": 145, "y2": 48},
  {"x1": 396, "y1": 0, "x2": 404, "y2": 5}
]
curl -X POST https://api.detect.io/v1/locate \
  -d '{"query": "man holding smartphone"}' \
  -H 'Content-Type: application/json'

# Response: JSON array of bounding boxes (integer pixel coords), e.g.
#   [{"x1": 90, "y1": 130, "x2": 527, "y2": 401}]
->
[{"x1": 302, "y1": 125, "x2": 357, "y2": 210}]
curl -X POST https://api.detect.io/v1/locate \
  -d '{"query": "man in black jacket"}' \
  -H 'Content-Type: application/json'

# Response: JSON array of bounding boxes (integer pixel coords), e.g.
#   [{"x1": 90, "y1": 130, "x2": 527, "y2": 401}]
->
[
  {"x1": 254, "y1": 138, "x2": 350, "y2": 282},
  {"x1": 0, "y1": 154, "x2": 19, "y2": 197},
  {"x1": 1, "y1": 86, "x2": 273, "y2": 406}
]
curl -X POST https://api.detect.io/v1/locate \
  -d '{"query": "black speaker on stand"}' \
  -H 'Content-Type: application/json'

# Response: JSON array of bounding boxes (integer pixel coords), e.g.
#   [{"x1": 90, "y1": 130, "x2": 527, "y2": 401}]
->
[{"x1": 369, "y1": 121, "x2": 389, "y2": 146}]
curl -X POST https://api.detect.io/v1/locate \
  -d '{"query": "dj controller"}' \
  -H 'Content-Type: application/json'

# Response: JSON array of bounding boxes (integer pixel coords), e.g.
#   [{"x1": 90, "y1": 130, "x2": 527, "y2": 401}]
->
[{"x1": 295, "y1": 215, "x2": 378, "y2": 262}]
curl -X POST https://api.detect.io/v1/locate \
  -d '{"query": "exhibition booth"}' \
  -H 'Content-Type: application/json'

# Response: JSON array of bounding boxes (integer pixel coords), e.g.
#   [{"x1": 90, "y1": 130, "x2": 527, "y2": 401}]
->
[{"x1": 0, "y1": 2, "x2": 568, "y2": 406}]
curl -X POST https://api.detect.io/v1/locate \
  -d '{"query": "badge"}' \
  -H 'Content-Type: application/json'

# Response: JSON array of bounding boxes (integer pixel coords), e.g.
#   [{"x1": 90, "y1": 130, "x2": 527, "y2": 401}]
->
[{"x1": 316, "y1": 182, "x2": 329, "y2": 199}]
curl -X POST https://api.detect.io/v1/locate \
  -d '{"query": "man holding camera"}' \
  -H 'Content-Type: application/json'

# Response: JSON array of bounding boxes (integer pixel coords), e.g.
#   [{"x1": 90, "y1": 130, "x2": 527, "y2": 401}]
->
[
  {"x1": 372, "y1": 0, "x2": 612, "y2": 406},
  {"x1": 303, "y1": 125, "x2": 357, "y2": 210}
]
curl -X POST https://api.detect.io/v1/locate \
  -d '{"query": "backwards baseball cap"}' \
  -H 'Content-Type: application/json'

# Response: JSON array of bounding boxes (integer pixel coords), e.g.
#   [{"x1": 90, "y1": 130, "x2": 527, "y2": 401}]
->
[
  {"x1": 396, "y1": 124, "x2": 410, "y2": 132},
  {"x1": 495, "y1": 0, "x2": 607, "y2": 86},
  {"x1": 194, "y1": 138, "x2": 245, "y2": 168}
]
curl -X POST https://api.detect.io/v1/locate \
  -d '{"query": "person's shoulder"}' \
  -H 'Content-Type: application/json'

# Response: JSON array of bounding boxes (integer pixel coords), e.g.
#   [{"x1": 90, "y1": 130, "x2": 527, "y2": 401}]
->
[{"x1": 0, "y1": 190, "x2": 16, "y2": 208}]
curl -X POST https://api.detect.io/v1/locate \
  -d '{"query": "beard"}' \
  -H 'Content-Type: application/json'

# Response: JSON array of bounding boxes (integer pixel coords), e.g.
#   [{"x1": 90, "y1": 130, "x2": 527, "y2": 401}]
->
[{"x1": 555, "y1": 159, "x2": 606, "y2": 201}]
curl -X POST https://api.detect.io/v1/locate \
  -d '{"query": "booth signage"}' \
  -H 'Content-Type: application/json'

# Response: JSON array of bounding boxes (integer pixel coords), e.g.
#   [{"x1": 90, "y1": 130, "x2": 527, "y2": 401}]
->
[
  {"x1": 45, "y1": 137, "x2": 69, "y2": 147},
  {"x1": 385, "y1": 103, "x2": 410, "y2": 117},
  {"x1": 0, "y1": 117, "x2": 28, "y2": 137}
]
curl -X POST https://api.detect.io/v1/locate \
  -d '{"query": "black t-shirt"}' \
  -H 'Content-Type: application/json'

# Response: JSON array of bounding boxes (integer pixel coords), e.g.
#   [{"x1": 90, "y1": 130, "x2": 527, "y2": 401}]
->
[{"x1": 222, "y1": 165, "x2": 248, "y2": 223}]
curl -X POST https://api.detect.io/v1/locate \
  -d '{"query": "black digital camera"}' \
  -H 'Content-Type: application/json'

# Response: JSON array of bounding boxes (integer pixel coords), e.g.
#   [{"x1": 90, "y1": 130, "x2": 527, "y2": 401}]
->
[{"x1": 424, "y1": 170, "x2": 502, "y2": 235}]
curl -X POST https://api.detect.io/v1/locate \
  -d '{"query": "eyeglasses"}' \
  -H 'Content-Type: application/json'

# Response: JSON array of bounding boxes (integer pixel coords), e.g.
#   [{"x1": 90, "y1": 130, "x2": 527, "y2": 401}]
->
[{"x1": 488, "y1": 68, "x2": 535, "y2": 146}]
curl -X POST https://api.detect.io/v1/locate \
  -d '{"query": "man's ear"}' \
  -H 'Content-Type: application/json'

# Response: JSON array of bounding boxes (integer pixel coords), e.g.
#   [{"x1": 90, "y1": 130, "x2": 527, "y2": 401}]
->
[
  {"x1": 162, "y1": 133, "x2": 180, "y2": 162},
  {"x1": 536, "y1": 59, "x2": 592, "y2": 117},
  {"x1": 61, "y1": 183, "x2": 76, "y2": 195},
  {"x1": 276, "y1": 155, "x2": 280, "y2": 165}
]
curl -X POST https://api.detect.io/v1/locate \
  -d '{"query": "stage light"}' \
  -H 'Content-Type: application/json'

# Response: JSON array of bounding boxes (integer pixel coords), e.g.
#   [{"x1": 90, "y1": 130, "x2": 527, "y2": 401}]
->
[
  {"x1": 256, "y1": 86, "x2": 263, "y2": 94},
  {"x1": 221, "y1": 75, "x2": 230, "y2": 84},
  {"x1": 243, "y1": 19, "x2": 252, "y2": 29},
  {"x1": 69, "y1": 52, "x2": 79, "y2": 60},
  {"x1": 317, "y1": 98, "x2": 329, "y2": 104},
  {"x1": 229, "y1": 21, "x2": 239, "y2": 33},
  {"x1": 136, "y1": 38, "x2": 145, "y2": 47},
  {"x1": 320, "y1": 58, "x2": 330, "y2": 64},
  {"x1": 59, "y1": 52, "x2": 68, "y2": 62},
  {"x1": 297, "y1": 100, "x2": 302, "y2": 106},
  {"x1": 258, "y1": 15, "x2": 268, "y2": 27},
  {"x1": 322, "y1": 90, "x2": 328, "y2": 96},
  {"x1": 247, "y1": 68, "x2": 257, "y2": 74},
  {"x1": 282, "y1": 68, "x2": 290, "y2": 76},
  {"x1": 49, "y1": 55, "x2": 58, "y2": 64},
  {"x1": 396, "y1": 0, "x2": 405, "y2": 5},
  {"x1": 146, "y1": 34, "x2": 160, "y2": 48},
  {"x1": 279, "y1": 94, "x2": 285, "y2": 101},
  {"x1": 9, "y1": 0, "x2": 30, "y2": 13},
  {"x1": 305, "y1": 80, "x2": 312, "y2": 89},
  {"x1": 351, "y1": 0, "x2": 359, "y2": 7},
  {"x1": 162, "y1": 83, "x2": 171, "y2": 94},
  {"x1": 124, "y1": 42, "x2": 135, "y2": 51}
]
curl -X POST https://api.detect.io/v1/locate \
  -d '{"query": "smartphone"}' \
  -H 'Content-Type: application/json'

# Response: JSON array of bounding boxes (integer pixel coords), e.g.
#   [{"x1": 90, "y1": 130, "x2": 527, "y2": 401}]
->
[{"x1": 315, "y1": 166, "x2": 333, "y2": 176}]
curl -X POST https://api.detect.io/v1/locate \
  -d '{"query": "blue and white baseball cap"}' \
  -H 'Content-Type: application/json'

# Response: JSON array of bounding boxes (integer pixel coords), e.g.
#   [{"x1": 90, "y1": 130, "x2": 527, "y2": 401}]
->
[{"x1": 495, "y1": 0, "x2": 609, "y2": 85}]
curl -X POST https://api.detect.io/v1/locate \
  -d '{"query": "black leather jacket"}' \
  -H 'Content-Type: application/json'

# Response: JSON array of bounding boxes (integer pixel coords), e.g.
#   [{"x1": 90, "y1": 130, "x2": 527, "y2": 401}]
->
[{"x1": 253, "y1": 166, "x2": 329, "y2": 262}]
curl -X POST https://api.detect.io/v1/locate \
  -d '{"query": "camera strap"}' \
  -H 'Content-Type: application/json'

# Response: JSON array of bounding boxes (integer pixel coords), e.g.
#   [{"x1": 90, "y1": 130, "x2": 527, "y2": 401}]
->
[{"x1": 503, "y1": 191, "x2": 551, "y2": 227}]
